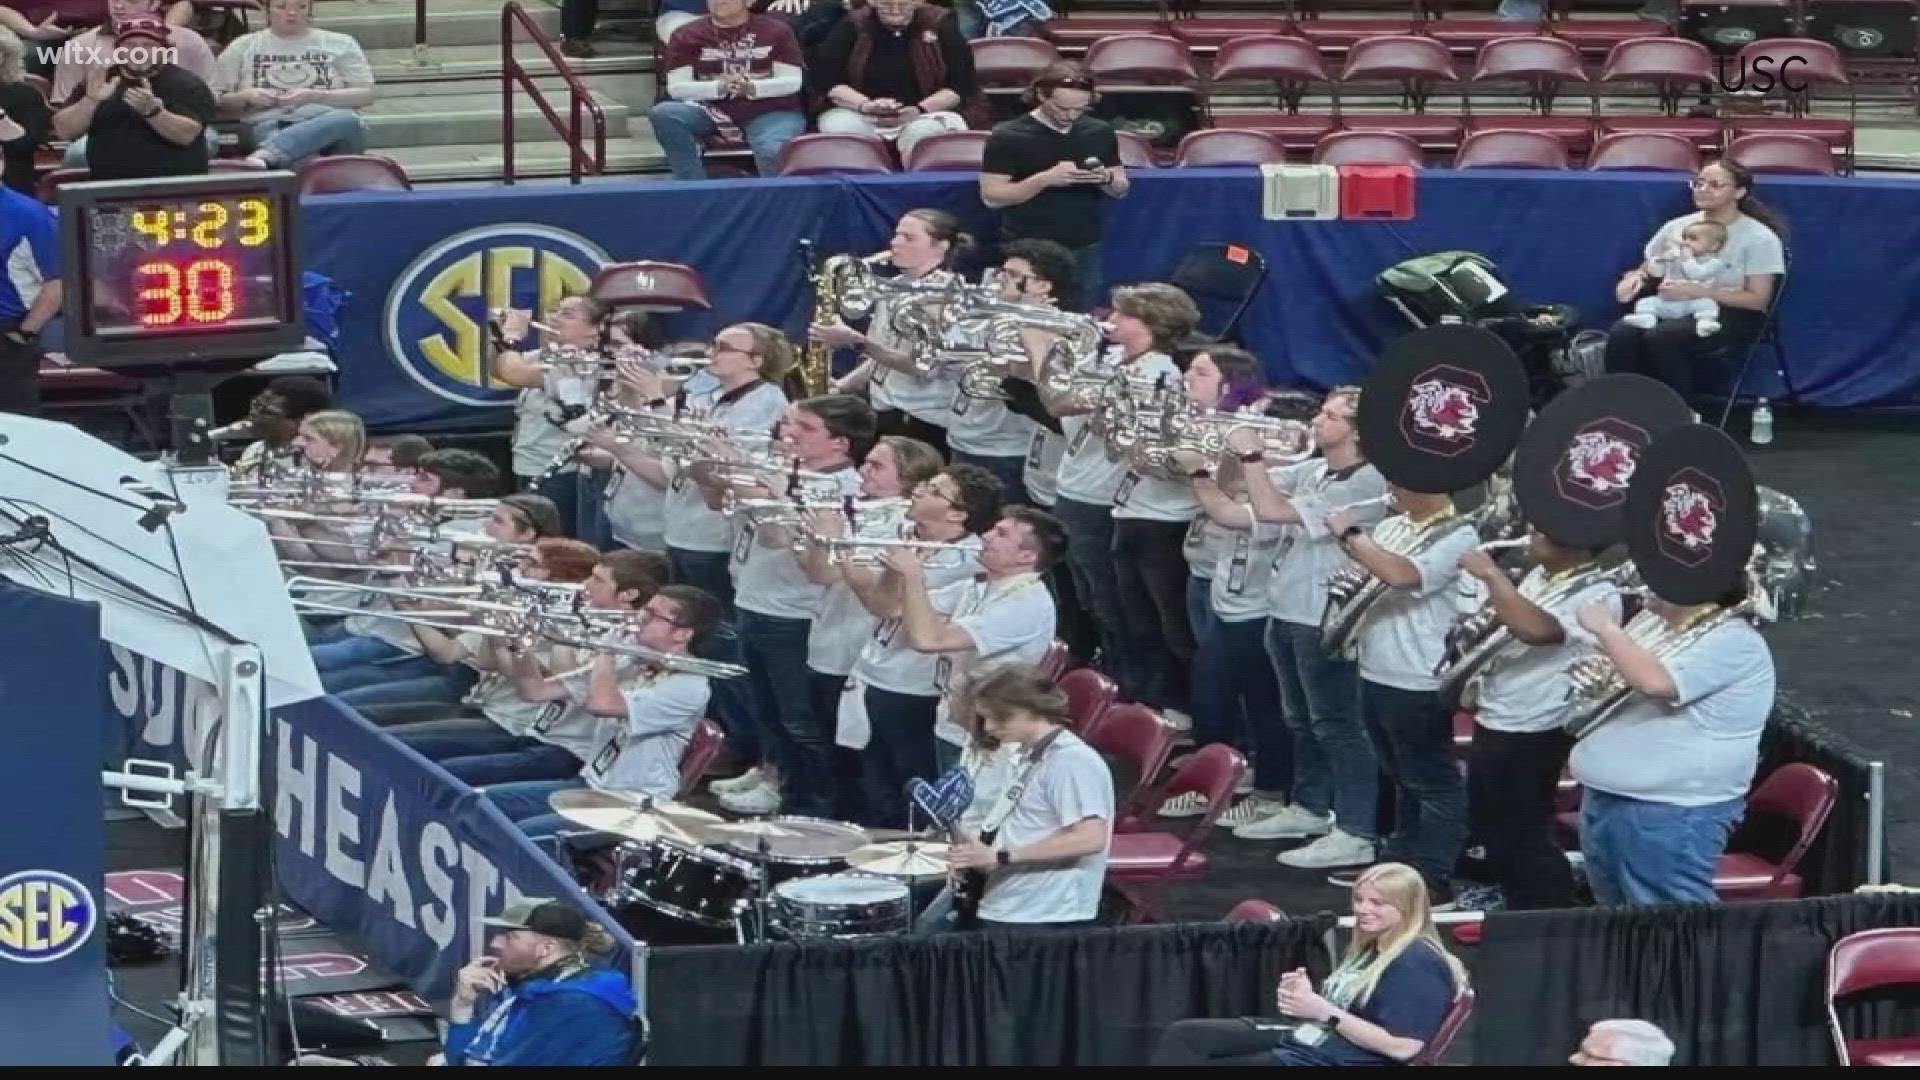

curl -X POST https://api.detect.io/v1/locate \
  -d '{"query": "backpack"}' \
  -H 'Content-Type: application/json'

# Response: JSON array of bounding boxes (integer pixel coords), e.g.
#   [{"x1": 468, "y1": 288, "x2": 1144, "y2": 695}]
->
[{"x1": 1375, "y1": 250, "x2": 1524, "y2": 328}]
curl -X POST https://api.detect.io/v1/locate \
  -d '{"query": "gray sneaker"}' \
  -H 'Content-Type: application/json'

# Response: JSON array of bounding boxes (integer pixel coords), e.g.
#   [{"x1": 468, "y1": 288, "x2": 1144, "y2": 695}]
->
[
  {"x1": 1278, "y1": 828, "x2": 1376, "y2": 869},
  {"x1": 1232, "y1": 804, "x2": 1332, "y2": 840}
]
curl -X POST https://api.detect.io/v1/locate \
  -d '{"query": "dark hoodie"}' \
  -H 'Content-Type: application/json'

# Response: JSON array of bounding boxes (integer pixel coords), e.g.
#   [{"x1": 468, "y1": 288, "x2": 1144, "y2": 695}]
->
[{"x1": 442, "y1": 963, "x2": 638, "y2": 1067}]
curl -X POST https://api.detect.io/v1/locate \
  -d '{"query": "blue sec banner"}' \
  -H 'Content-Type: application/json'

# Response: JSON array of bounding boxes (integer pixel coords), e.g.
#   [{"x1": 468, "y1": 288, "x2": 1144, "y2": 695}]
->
[
  {"x1": 301, "y1": 168, "x2": 1920, "y2": 435},
  {"x1": 0, "y1": 584, "x2": 112, "y2": 1066}
]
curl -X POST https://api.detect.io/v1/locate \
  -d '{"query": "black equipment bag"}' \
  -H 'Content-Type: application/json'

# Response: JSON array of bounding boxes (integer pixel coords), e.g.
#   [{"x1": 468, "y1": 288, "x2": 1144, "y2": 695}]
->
[{"x1": 1375, "y1": 250, "x2": 1526, "y2": 327}]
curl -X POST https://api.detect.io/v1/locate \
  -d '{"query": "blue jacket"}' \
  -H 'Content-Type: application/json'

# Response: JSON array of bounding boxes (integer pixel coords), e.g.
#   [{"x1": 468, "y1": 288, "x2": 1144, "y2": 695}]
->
[{"x1": 442, "y1": 965, "x2": 638, "y2": 1067}]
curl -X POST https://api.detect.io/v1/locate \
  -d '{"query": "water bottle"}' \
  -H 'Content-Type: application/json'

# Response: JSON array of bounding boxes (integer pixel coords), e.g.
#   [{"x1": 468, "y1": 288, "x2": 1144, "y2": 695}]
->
[{"x1": 1751, "y1": 398, "x2": 1774, "y2": 446}]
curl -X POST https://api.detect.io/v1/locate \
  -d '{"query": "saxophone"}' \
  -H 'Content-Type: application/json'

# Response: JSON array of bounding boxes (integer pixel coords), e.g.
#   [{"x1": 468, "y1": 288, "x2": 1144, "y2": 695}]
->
[{"x1": 798, "y1": 241, "x2": 849, "y2": 397}]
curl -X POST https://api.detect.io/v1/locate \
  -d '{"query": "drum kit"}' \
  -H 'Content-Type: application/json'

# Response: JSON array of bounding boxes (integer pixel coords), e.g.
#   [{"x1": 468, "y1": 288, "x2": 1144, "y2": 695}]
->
[{"x1": 547, "y1": 788, "x2": 954, "y2": 946}]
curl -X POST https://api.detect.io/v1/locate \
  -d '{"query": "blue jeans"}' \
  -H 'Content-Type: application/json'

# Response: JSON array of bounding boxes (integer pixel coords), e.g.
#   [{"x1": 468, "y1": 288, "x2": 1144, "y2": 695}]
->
[
  {"x1": 441, "y1": 742, "x2": 580, "y2": 787},
  {"x1": 245, "y1": 104, "x2": 368, "y2": 168},
  {"x1": 485, "y1": 778, "x2": 582, "y2": 822},
  {"x1": 950, "y1": 449, "x2": 1031, "y2": 507},
  {"x1": 1580, "y1": 788, "x2": 1745, "y2": 906},
  {"x1": 312, "y1": 635, "x2": 404, "y2": 673},
  {"x1": 1359, "y1": 679, "x2": 1466, "y2": 894},
  {"x1": 305, "y1": 618, "x2": 353, "y2": 646},
  {"x1": 390, "y1": 718, "x2": 525, "y2": 762},
  {"x1": 1266, "y1": 619, "x2": 1376, "y2": 837},
  {"x1": 336, "y1": 667, "x2": 476, "y2": 715},
  {"x1": 649, "y1": 100, "x2": 806, "y2": 180},
  {"x1": 739, "y1": 608, "x2": 831, "y2": 815},
  {"x1": 1189, "y1": 580, "x2": 1237, "y2": 748},
  {"x1": 321, "y1": 653, "x2": 445, "y2": 695},
  {"x1": 860, "y1": 686, "x2": 941, "y2": 829},
  {"x1": 1052, "y1": 497, "x2": 1139, "y2": 701},
  {"x1": 1196, "y1": 616, "x2": 1289, "y2": 794},
  {"x1": 575, "y1": 467, "x2": 615, "y2": 550}
]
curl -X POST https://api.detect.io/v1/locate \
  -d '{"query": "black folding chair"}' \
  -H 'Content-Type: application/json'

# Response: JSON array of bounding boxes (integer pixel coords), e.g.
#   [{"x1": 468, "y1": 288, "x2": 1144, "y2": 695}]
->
[
  {"x1": 1168, "y1": 241, "x2": 1268, "y2": 342},
  {"x1": 1716, "y1": 246, "x2": 1795, "y2": 432}
]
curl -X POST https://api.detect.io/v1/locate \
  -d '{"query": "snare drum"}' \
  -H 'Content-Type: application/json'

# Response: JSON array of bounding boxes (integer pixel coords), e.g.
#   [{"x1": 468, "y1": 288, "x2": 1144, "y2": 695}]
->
[
  {"x1": 616, "y1": 837, "x2": 762, "y2": 928},
  {"x1": 721, "y1": 817, "x2": 870, "y2": 888},
  {"x1": 768, "y1": 873, "x2": 912, "y2": 940}
]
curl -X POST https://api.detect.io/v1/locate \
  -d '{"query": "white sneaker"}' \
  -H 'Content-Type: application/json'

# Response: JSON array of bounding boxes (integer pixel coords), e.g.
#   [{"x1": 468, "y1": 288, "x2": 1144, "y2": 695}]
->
[
  {"x1": 1162, "y1": 708, "x2": 1194, "y2": 732},
  {"x1": 1622, "y1": 312, "x2": 1656, "y2": 330},
  {"x1": 1695, "y1": 317, "x2": 1721, "y2": 337},
  {"x1": 1232, "y1": 804, "x2": 1332, "y2": 840},
  {"x1": 1234, "y1": 772, "x2": 1254, "y2": 795},
  {"x1": 718, "y1": 782, "x2": 781, "y2": 816},
  {"x1": 711, "y1": 766, "x2": 767, "y2": 796},
  {"x1": 1278, "y1": 827, "x2": 1376, "y2": 869},
  {"x1": 1156, "y1": 791, "x2": 1209, "y2": 818},
  {"x1": 1216, "y1": 796, "x2": 1289, "y2": 829}
]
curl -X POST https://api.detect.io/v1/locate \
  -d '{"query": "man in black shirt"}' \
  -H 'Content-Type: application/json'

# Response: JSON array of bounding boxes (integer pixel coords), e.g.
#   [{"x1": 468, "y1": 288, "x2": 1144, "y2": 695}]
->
[
  {"x1": 979, "y1": 61, "x2": 1128, "y2": 305},
  {"x1": 51, "y1": 16, "x2": 215, "y2": 180}
]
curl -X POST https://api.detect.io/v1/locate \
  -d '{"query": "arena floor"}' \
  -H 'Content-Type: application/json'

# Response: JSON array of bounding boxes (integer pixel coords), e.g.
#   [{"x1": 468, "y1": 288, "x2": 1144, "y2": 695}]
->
[{"x1": 102, "y1": 410, "x2": 1920, "y2": 1061}]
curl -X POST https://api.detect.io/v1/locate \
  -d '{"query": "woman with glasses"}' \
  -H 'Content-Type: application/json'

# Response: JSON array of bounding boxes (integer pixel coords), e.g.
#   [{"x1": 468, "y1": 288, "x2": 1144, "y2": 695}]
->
[{"x1": 1604, "y1": 160, "x2": 1788, "y2": 401}]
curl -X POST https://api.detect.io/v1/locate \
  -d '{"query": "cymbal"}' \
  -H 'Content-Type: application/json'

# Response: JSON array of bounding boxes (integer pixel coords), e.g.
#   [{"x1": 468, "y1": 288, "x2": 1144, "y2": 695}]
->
[
  {"x1": 708, "y1": 819, "x2": 810, "y2": 841},
  {"x1": 547, "y1": 789, "x2": 722, "y2": 845},
  {"x1": 862, "y1": 827, "x2": 933, "y2": 844},
  {"x1": 847, "y1": 841, "x2": 951, "y2": 880}
]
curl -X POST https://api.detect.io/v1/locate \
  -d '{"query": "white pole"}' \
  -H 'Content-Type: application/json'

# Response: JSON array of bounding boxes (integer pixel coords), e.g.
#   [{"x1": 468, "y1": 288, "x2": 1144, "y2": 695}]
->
[{"x1": 1867, "y1": 761, "x2": 1886, "y2": 885}]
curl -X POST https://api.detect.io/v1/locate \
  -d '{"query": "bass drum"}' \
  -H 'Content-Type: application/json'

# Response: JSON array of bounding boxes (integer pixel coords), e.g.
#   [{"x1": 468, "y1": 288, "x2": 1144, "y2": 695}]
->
[
  {"x1": 720, "y1": 816, "x2": 870, "y2": 889},
  {"x1": 614, "y1": 837, "x2": 761, "y2": 930},
  {"x1": 767, "y1": 873, "x2": 912, "y2": 941}
]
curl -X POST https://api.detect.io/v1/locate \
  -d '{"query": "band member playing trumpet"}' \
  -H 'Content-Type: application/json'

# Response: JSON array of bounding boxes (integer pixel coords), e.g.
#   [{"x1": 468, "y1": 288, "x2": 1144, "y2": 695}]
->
[
  {"x1": 790, "y1": 436, "x2": 946, "y2": 820},
  {"x1": 490, "y1": 295, "x2": 607, "y2": 526},
  {"x1": 815, "y1": 209, "x2": 968, "y2": 452},
  {"x1": 484, "y1": 584, "x2": 726, "y2": 847},
  {"x1": 833, "y1": 463, "x2": 1002, "y2": 827},
  {"x1": 1047, "y1": 283, "x2": 1196, "y2": 719},
  {"x1": 719, "y1": 394, "x2": 873, "y2": 818},
  {"x1": 1456, "y1": 532, "x2": 1619, "y2": 912},
  {"x1": 945, "y1": 238, "x2": 1082, "y2": 507},
  {"x1": 935, "y1": 663, "x2": 1112, "y2": 933},
  {"x1": 1226, "y1": 388, "x2": 1390, "y2": 860}
]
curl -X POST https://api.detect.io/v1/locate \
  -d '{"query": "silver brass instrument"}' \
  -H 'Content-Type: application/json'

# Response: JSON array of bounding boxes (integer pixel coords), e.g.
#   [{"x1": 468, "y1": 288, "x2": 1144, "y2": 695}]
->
[
  {"x1": 823, "y1": 534, "x2": 974, "y2": 568},
  {"x1": 1320, "y1": 479, "x2": 1520, "y2": 657},
  {"x1": 1436, "y1": 558, "x2": 1642, "y2": 711},
  {"x1": 952, "y1": 298, "x2": 1104, "y2": 402},
  {"x1": 1131, "y1": 405, "x2": 1317, "y2": 480},
  {"x1": 1562, "y1": 596, "x2": 1753, "y2": 739}
]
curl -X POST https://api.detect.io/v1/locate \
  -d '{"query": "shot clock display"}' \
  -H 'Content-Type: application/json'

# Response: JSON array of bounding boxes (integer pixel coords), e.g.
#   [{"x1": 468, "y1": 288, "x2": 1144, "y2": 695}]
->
[{"x1": 58, "y1": 172, "x2": 305, "y2": 366}]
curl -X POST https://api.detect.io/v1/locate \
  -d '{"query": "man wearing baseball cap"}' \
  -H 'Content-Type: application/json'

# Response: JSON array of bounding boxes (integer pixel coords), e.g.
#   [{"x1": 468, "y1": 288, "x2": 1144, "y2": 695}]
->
[
  {"x1": 440, "y1": 899, "x2": 639, "y2": 1067},
  {"x1": 50, "y1": 14, "x2": 216, "y2": 180}
]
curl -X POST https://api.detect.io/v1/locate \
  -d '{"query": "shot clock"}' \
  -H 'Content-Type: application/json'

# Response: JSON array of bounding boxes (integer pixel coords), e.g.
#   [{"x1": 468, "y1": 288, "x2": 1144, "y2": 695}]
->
[{"x1": 57, "y1": 171, "x2": 305, "y2": 366}]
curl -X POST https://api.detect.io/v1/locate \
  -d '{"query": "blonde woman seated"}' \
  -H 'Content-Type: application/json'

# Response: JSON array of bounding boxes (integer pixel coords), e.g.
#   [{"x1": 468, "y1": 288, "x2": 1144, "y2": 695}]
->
[{"x1": 1150, "y1": 863, "x2": 1467, "y2": 1067}]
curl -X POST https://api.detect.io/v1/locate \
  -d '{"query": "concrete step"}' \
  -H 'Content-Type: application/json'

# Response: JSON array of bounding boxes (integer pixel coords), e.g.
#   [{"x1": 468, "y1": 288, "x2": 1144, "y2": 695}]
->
[
  {"x1": 379, "y1": 131, "x2": 665, "y2": 181},
  {"x1": 363, "y1": 42, "x2": 656, "y2": 110},
  {"x1": 313, "y1": 0, "x2": 555, "y2": 52},
  {"x1": 363, "y1": 87, "x2": 632, "y2": 147}
]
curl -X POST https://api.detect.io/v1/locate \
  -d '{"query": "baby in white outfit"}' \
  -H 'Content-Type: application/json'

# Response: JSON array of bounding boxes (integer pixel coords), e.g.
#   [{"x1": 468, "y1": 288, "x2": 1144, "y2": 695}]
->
[{"x1": 1624, "y1": 219, "x2": 1729, "y2": 337}]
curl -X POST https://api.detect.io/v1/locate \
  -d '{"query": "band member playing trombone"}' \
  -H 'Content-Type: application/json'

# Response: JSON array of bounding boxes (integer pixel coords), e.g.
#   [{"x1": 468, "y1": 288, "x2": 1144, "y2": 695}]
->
[
  {"x1": 1225, "y1": 388, "x2": 1389, "y2": 861},
  {"x1": 833, "y1": 463, "x2": 1002, "y2": 827},
  {"x1": 484, "y1": 584, "x2": 727, "y2": 847},
  {"x1": 226, "y1": 375, "x2": 333, "y2": 482},
  {"x1": 945, "y1": 239, "x2": 1082, "y2": 507},
  {"x1": 719, "y1": 394, "x2": 874, "y2": 818},
  {"x1": 815, "y1": 209, "x2": 968, "y2": 451}
]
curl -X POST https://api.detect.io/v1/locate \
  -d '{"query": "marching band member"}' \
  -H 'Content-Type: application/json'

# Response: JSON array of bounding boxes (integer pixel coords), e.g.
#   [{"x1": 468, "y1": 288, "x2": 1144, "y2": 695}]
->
[
  {"x1": 936, "y1": 662, "x2": 1113, "y2": 933},
  {"x1": 490, "y1": 295, "x2": 607, "y2": 525},
  {"x1": 390, "y1": 550, "x2": 668, "y2": 763},
  {"x1": 832, "y1": 463, "x2": 1001, "y2": 827},
  {"x1": 586, "y1": 321, "x2": 791, "y2": 607},
  {"x1": 597, "y1": 331, "x2": 694, "y2": 557},
  {"x1": 945, "y1": 238, "x2": 1082, "y2": 505},
  {"x1": 1045, "y1": 282, "x2": 1196, "y2": 717},
  {"x1": 485, "y1": 584, "x2": 726, "y2": 845},
  {"x1": 1227, "y1": 389, "x2": 1389, "y2": 859},
  {"x1": 1568, "y1": 423, "x2": 1777, "y2": 906},
  {"x1": 228, "y1": 375, "x2": 333, "y2": 482},
  {"x1": 793, "y1": 435, "x2": 946, "y2": 820},
  {"x1": 717, "y1": 394, "x2": 874, "y2": 817},
  {"x1": 816, "y1": 208, "x2": 967, "y2": 451}
]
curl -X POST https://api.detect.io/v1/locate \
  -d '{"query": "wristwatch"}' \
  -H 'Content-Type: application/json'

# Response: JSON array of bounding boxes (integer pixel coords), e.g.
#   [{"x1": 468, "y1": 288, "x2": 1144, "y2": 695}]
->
[
  {"x1": 996, "y1": 849, "x2": 1012, "y2": 867},
  {"x1": 1341, "y1": 524, "x2": 1364, "y2": 540},
  {"x1": 1237, "y1": 450, "x2": 1264, "y2": 464}
]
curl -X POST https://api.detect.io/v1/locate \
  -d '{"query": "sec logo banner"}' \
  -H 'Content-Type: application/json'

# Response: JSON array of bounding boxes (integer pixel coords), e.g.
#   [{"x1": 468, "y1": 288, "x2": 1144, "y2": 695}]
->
[
  {"x1": 383, "y1": 224, "x2": 612, "y2": 407},
  {"x1": 0, "y1": 870, "x2": 98, "y2": 964}
]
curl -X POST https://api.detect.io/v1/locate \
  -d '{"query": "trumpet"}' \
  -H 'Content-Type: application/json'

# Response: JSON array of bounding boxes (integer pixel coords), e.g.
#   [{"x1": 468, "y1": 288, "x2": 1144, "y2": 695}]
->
[{"x1": 821, "y1": 535, "x2": 978, "y2": 567}]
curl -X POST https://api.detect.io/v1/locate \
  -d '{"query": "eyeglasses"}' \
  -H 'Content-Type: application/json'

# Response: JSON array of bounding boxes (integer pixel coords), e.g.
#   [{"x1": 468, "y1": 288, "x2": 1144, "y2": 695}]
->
[
  {"x1": 913, "y1": 481, "x2": 956, "y2": 503},
  {"x1": 1689, "y1": 177, "x2": 1732, "y2": 190},
  {"x1": 637, "y1": 608, "x2": 687, "y2": 630}
]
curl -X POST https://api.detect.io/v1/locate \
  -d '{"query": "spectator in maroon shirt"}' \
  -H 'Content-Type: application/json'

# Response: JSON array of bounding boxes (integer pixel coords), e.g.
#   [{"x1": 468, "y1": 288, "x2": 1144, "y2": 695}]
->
[{"x1": 647, "y1": 0, "x2": 807, "y2": 180}]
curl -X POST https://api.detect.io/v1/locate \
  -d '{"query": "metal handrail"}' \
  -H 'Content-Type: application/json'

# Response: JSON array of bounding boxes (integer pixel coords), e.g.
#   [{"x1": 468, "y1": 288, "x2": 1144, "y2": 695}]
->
[{"x1": 500, "y1": 0, "x2": 608, "y2": 185}]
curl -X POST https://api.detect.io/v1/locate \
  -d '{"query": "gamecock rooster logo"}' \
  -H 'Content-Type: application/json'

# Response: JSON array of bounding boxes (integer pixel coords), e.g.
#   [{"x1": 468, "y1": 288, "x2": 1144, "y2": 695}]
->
[
  {"x1": 1661, "y1": 481, "x2": 1719, "y2": 554},
  {"x1": 1567, "y1": 430, "x2": 1637, "y2": 492},
  {"x1": 1408, "y1": 378, "x2": 1480, "y2": 443}
]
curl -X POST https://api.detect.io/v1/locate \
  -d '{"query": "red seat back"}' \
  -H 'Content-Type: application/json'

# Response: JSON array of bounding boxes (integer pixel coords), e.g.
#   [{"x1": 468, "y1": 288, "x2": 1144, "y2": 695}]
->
[
  {"x1": 1037, "y1": 638, "x2": 1071, "y2": 679},
  {"x1": 1060, "y1": 666, "x2": 1118, "y2": 738},
  {"x1": 1211, "y1": 34, "x2": 1330, "y2": 83},
  {"x1": 1225, "y1": 898, "x2": 1284, "y2": 922},
  {"x1": 297, "y1": 154, "x2": 412, "y2": 195},
  {"x1": 590, "y1": 260, "x2": 714, "y2": 313},
  {"x1": 904, "y1": 130, "x2": 989, "y2": 172},
  {"x1": 1085, "y1": 33, "x2": 1199, "y2": 85},
  {"x1": 1735, "y1": 38, "x2": 1849, "y2": 89},
  {"x1": 1743, "y1": 761, "x2": 1839, "y2": 881},
  {"x1": 1587, "y1": 132, "x2": 1701, "y2": 172},
  {"x1": 1454, "y1": 128, "x2": 1569, "y2": 168},
  {"x1": 1341, "y1": 35, "x2": 1458, "y2": 82},
  {"x1": 1116, "y1": 129, "x2": 1158, "y2": 168},
  {"x1": 777, "y1": 133, "x2": 896, "y2": 176},
  {"x1": 1143, "y1": 743, "x2": 1248, "y2": 875},
  {"x1": 1725, "y1": 132, "x2": 1835, "y2": 176},
  {"x1": 1176, "y1": 128, "x2": 1287, "y2": 166},
  {"x1": 1084, "y1": 701, "x2": 1176, "y2": 814},
  {"x1": 970, "y1": 35, "x2": 1061, "y2": 88},
  {"x1": 1410, "y1": 987, "x2": 1475, "y2": 1066},
  {"x1": 675, "y1": 718, "x2": 725, "y2": 799},
  {"x1": 1472, "y1": 35, "x2": 1588, "y2": 83},
  {"x1": 1315, "y1": 130, "x2": 1424, "y2": 167},
  {"x1": 1828, "y1": 927, "x2": 1920, "y2": 1064},
  {"x1": 1599, "y1": 38, "x2": 1715, "y2": 83}
]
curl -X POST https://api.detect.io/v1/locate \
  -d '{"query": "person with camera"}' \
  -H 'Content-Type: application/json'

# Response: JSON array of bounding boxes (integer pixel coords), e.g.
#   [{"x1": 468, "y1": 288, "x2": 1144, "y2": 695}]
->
[
  {"x1": 978, "y1": 61, "x2": 1127, "y2": 302},
  {"x1": 51, "y1": 16, "x2": 214, "y2": 180}
]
